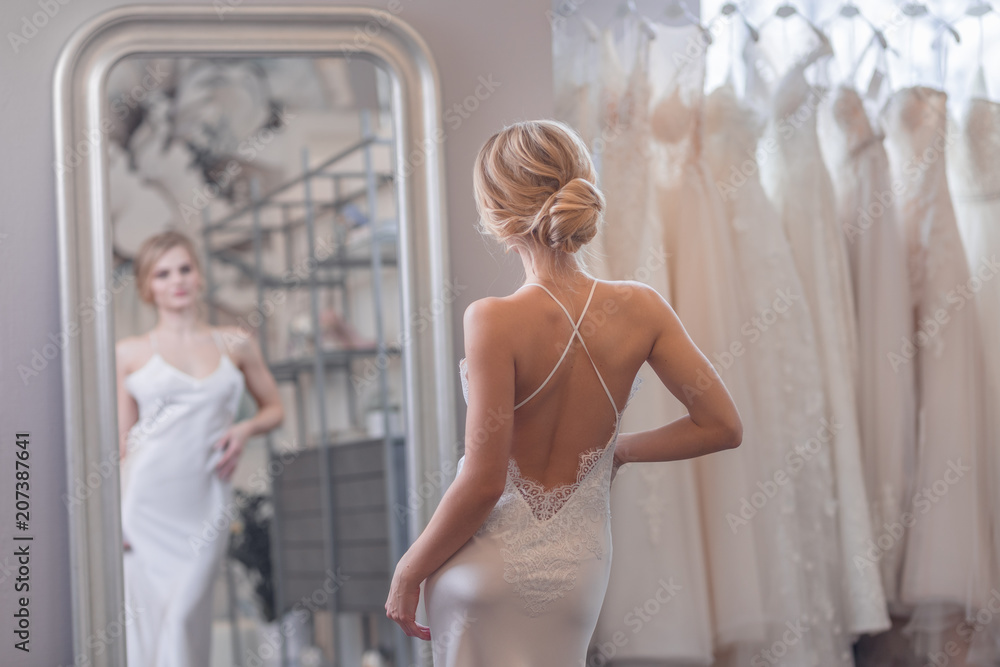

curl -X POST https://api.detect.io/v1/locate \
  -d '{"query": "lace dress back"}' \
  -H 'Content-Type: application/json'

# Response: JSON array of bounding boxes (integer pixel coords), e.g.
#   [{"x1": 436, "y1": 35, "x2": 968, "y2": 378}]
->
[{"x1": 425, "y1": 279, "x2": 641, "y2": 667}]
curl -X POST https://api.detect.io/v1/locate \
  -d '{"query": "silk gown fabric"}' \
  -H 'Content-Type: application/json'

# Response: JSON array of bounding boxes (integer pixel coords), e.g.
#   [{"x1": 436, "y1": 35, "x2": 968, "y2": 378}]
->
[
  {"x1": 882, "y1": 85, "x2": 994, "y2": 645},
  {"x1": 424, "y1": 280, "x2": 642, "y2": 667},
  {"x1": 589, "y1": 21, "x2": 714, "y2": 666},
  {"x1": 820, "y1": 84, "x2": 918, "y2": 609},
  {"x1": 704, "y1": 82, "x2": 855, "y2": 666},
  {"x1": 756, "y1": 30, "x2": 890, "y2": 636},
  {"x1": 121, "y1": 329, "x2": 245, "y2": 667},
  {"x1": 948, "y1": 99, "x2": 1000, "y2": 628}
]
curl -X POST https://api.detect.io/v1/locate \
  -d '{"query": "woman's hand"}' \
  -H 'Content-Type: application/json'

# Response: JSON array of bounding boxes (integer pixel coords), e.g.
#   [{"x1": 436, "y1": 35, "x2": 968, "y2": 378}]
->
[
  {"x1": 385, "y1": 557, "x2": 431, "y2": 640},
  {"x1": 213, "y1": 421, "x2": 252, "y2": 482}
]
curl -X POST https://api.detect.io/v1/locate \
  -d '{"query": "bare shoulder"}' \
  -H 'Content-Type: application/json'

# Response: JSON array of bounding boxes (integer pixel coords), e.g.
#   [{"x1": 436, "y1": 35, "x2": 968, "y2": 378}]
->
[
  {"x1": 599, "y1": 278, "x2": 661, "y2": 312},
  {"x1": 463, "y1": 295, "x2": 514, "y2": 333},
  {"x1": 214, "y1": 325, "x2": 256, "y2": 364},
  {"x1": 115, "y1": 333, "x2": 150, "y2": 375}
]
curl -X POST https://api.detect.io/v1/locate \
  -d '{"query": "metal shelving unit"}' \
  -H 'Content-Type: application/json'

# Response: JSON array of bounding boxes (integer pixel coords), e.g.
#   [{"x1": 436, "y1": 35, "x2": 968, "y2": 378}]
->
[{"x1": 201, "y1": 108, "x2": 410, "y2": 667}]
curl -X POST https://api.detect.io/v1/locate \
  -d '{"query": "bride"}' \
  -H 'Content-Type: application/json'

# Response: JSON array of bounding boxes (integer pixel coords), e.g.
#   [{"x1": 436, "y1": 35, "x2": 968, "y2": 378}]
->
[
  {"x1": 115, "y1": 230, "x2": 285, "y2": 666},
  {"x1": 385, "y1": 120, "x2": 743, "y2": 665}
]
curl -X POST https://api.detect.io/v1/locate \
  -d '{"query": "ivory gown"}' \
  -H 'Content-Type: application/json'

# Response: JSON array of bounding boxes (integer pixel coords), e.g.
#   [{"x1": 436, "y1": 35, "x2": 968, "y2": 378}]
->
[
  {"x1": 756, "y1": 30, "x2": 890, "y2": 636},
  {"x1": 882, "y1": 85, "x2": 994, "y2": 657},
  {"x1": 704, "y1": 81, "x2": 854, "y2": 666},
  {"x1": 424, "y1": 279, "x2": 642, "y2": 667},
  {"x1": 121, "y1": 329, "x2": 245, "y2": 667},
  {"x1": 589, "y1": 20, "x2": 714, "y2": 666},
  {"x1": 820, "y1": 84, "x2": 918, "y2": 608}
]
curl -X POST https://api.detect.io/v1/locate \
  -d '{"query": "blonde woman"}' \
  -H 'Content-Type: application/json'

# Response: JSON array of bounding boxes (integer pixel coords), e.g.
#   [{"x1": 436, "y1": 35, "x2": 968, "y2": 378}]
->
[
  {"x1": 116, "y1": 231, "x2": 284, "y2": 667},
  {"x1": 385, "y1": 120, "x2": 742, "y2": 664}
]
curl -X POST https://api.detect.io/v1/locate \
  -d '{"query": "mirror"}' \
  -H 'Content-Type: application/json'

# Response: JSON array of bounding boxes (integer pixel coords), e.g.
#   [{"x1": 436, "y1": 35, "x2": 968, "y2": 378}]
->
[{"x1": 54, "y1": 7, "x2": 456, "y2": 667}]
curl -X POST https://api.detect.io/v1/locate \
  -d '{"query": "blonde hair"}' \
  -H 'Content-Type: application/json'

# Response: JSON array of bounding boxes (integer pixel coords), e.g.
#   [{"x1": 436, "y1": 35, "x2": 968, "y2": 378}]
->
[
  {"x1": 133, "y1": 230, "x2": 203, "y2": 305},
  {"x1": 473, "y1": 120, "x2": 605, "y2": 254}
]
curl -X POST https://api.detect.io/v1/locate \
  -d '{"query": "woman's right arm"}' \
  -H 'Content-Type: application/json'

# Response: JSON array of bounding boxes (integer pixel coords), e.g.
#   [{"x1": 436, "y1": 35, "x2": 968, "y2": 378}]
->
[
  {"x1": 614, "y1": 285, "x2": 743, "y2": 466},
  {"x1": 116, "y1": 339, "x2": 139, "y2": 461}
]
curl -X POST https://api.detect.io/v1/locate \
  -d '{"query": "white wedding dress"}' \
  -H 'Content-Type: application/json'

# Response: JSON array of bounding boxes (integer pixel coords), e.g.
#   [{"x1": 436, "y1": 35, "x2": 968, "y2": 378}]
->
[
  {"x1": 588, "y1": 19, "x2": 714, "y2": 666},
  {"x1": 703, "y1": 81, "x2": 854, "y2": 666},
  {"x1": 424, "y1": 279, "x2": 642, "y2": 667},
  {"x1": 949, "y1": 90, "x2": 1000, "y2": 667},
  {"x1": 882, "y1": 85, "x2": 994, "y2": 649},
  {"x1": 649, "y1": 20, "x2": 776, "y2": 652},
  {"x1": 120, "y1": 329, "x2": 245, "y2": 667},
  {"x1": 948, "y1": 94, "x2": 1000, "y2": 565},
  {"x1": 820, "y1": 84, "x2": 918, "y2": 608},
  {"x1": 757, "y1": 31, "x2": 890, "y2": 636}
]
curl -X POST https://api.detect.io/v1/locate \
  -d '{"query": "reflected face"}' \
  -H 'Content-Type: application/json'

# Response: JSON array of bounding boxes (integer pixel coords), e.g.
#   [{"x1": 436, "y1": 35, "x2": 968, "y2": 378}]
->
[{"x1": 148, "y1": 245, "x2": 201, "y2": 310}]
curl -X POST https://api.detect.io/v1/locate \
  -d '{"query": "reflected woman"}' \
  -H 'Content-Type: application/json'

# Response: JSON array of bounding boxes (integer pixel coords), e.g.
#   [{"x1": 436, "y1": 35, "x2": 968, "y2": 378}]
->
[{"x1": 115, "y1": 230, "x2": 284, "y2": 667}]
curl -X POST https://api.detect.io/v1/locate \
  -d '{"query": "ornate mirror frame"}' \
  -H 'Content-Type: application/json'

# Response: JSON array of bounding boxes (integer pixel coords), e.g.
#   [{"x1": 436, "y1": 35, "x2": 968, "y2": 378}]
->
[{"x1": 53, "y1": 5, "x2": 456, "y2": 665}]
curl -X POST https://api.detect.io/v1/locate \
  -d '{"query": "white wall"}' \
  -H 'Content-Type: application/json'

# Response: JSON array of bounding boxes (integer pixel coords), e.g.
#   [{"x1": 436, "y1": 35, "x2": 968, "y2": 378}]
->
[{"x1": 0, "y1": 0, "x2": 551, "y2": 663}]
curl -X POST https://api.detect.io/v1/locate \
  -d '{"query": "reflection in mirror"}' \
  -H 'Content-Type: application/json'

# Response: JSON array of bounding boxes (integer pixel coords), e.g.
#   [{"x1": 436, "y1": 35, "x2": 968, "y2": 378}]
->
[{"x1": 110, "y1": 54, "x2": 409, "y2": 667}]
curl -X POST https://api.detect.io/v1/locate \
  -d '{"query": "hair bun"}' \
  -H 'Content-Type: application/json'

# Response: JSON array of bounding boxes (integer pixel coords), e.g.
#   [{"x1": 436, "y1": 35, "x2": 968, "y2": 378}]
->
[{"x1": 533, "y1": 177, "x2": 605, "y2": 254}]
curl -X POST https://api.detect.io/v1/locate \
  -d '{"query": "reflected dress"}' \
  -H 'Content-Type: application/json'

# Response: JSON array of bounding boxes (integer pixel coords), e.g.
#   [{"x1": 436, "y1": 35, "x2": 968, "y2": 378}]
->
[{"x1": 121, "y1": 329, "x2": 245, "y2": 667}]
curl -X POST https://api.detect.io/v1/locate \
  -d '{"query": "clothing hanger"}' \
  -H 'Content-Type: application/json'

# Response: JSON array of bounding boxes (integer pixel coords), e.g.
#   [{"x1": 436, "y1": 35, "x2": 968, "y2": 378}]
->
[
  {"x1": 758, "y1": 2, "x2": 831, "y2": 45},
  {"x1": 664, "y1": 0, "x2": 709, "y2": 35},
  {"x1": 896, "y1": 2, "x2": 960, "y2": 89},
  {"x1": 953, "y1": 1, "x2": 996, "y2": 99},
  {"x1": 713, "y1": 3, "x2": 759, "y2": 42},
  {"x1": 820, "y1": 2, "x2": 897, "y2": 94}
]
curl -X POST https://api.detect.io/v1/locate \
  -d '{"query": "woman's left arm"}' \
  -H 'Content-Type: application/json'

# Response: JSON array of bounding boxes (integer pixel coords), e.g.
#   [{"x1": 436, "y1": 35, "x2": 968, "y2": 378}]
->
[
  {"x1": 386, "y1": 298, "x2": 515, "y2": 639},
  {"x1": 214, "y1": 327, "x2": 285, "y2": 481}
]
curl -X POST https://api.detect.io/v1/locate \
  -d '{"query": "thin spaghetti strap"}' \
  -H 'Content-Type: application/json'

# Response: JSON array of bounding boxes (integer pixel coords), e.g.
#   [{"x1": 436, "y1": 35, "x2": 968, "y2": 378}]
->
[
  {"x1": 515, "y1": 279, "x2": 618, "y2": 415},
  {"x1": 210, "y1": 328, "x2": 226, "y2": 356}
]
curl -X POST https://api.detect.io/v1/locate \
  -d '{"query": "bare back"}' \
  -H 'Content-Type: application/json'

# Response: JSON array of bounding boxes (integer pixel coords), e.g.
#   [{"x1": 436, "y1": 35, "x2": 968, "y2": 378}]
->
[{"x1": 497, "y1": 278, "x2": 650, "y2": 488}]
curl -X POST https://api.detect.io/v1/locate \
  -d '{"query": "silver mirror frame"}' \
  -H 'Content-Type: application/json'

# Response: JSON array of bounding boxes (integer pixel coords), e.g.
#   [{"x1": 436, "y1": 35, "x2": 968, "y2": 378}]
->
[{"x1": 53, "y1": 5, "x2": 456, "y2": 666}]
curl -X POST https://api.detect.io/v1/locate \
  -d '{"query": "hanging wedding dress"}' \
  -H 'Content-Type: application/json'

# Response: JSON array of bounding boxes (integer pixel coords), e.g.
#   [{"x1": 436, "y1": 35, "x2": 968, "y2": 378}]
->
[
  {"x1": 948, "y1": 84, "x2": 1000, "y2": 533},
  {"x1": 424, "y1": 280, "x2": 643, "y2": 667},
  {"x1": 589, "y1": 20, "x2": 714, "y2": 665},
  {"x1": 882, "y1": 83, "x2": 994, "y2": 654},
  {"x1": 820, "y1": 78, "x2": 917, "y2": 609},
  {"x1": 756, "y1": 25, "x2": 890, "y2": 635},
  {"x1": 703, "y1": 80, "x2": 854, "y2": 666},
  {"x1": 121, "y1": 329, "x2": 245, "y2": 667},
  {"x1": 647, "y1": 19, "x2": 775, "y2": 653},
  {"x1": 947, "y1": 81, "x2": 1000, "y2": 667},
  {"x1": 553, "y1": 13, "x2": 602, "y2": 151}
]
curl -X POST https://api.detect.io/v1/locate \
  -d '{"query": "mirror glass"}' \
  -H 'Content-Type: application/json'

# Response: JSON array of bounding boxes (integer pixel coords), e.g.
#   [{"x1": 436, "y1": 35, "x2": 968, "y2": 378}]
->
[{"x1": 110, "y1": 53, "x2": 410, "y2": 667}]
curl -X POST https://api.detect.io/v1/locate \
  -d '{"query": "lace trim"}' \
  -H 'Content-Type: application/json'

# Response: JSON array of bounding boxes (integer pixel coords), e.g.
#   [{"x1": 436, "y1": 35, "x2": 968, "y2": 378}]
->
[
  {"x1": 472, "y1": 375, "x2": 642, "y2": 616},
  {"x1": 478, "y1": 442, "x2": 615, "y2": 616}
]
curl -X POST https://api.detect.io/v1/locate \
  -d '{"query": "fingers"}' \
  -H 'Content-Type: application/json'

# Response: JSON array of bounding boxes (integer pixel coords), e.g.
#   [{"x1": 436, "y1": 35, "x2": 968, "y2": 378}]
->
[{"x1": 385, "y1": 612, "x2": 431, "y2": 640}]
